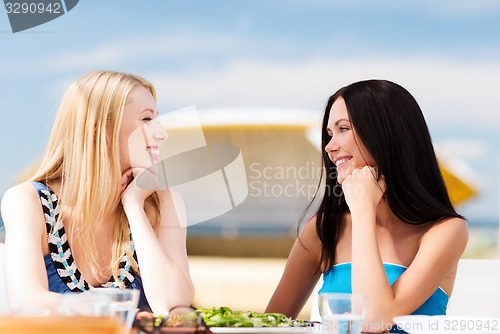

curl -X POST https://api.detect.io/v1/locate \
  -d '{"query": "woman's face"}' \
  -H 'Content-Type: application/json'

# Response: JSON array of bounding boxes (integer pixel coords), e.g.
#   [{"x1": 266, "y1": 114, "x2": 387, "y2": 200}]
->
[
  {"x1": 119, "y1": 86, "x2": 167, "y2": 173},
  {"x1": 324, "y1": 97, "x2": 375, "y2": 184}
]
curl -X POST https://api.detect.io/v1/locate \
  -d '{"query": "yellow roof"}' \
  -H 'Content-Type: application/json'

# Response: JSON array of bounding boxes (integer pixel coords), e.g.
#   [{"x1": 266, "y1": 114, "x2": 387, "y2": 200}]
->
[{"x1": 440, "y1": 162, "x2": 477, "y2": 206}]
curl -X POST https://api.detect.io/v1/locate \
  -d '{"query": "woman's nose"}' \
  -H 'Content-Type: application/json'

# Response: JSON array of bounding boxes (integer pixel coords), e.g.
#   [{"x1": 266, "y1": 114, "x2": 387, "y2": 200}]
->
[
  {"x1": 324, "y1": 136, "x2": 338, "y2": 154},
  {"x1": 153, "y1": 121, "x2": 168, "y2": 142}
]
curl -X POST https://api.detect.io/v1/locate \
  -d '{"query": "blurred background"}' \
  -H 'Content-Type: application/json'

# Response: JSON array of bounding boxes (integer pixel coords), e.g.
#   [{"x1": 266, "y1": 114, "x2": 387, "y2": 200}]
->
[{"x1": 1, "y1": 0, "x2": 499, "y2": 318}]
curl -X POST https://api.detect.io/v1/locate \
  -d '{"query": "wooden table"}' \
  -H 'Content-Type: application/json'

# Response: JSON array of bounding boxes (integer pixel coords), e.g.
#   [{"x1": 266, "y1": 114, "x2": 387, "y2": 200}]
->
[{"x1": 0, "y1": 315, "x2": 124, "y2": 334}]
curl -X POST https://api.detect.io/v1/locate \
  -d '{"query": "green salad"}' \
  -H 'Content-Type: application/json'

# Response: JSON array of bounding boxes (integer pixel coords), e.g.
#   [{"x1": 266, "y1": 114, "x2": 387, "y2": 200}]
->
[{"x1": 196, "y1": 306, "x2": 294, "y2": 327}]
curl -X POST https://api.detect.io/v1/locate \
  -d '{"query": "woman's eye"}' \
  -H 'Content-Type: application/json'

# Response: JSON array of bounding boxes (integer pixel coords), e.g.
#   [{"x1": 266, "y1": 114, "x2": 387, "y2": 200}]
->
[
  {"x1": 142, "y1": 117, "x2": 153, "y2": 122},
  {"x1": 340, "y1": 126, "x2": 349, "y2": 133}
]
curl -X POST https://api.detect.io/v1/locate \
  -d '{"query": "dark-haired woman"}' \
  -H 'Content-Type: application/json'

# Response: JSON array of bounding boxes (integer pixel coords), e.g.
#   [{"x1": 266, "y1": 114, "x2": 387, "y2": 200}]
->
[{"x1": 266, "y1": 80, "x2": 468, "y2": 332}]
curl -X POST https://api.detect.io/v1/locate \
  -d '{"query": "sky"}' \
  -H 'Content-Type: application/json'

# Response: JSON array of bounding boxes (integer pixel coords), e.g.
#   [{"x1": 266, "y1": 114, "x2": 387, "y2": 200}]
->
[{"x1": 0, "y1": 0, "x2": 499, "y2": 230}]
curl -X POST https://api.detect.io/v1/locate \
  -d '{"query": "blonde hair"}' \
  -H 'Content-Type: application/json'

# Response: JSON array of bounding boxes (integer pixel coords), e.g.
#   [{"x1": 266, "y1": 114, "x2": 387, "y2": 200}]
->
[{"x1": 32, "y1": 70, "x2": 160, "y2": 285}]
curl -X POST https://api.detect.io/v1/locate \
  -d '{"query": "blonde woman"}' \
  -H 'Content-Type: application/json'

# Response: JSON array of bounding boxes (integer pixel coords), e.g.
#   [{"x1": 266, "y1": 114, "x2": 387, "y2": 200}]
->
[{"x1": 1, "y1": 71, "x2": 194, "y2": 314}]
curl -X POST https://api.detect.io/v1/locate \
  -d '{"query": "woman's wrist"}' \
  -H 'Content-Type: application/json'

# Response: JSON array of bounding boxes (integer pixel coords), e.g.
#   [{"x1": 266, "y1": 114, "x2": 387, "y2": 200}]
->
[
  {"x1": 349, "y1": 205, "x2": 377, "y2": 219},
  {"x1": 122, "y1": 200, "x2": 145, "y2": 215}
]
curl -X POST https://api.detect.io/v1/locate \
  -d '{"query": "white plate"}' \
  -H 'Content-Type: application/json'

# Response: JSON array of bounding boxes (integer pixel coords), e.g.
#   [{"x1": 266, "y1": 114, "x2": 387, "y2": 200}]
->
[
  {"x1": 210, "y1": 326, "x2": 321, "y2": 334},
  {"x1": 393, "y1": 315, "x2": 500, "y2": 334}
]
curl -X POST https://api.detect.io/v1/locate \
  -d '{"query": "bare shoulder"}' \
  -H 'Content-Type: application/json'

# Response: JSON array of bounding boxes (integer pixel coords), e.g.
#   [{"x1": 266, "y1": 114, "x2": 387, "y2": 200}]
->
[
  {"x1": 299, "y1": 216, "x2": 319, "y2": 241},
  {"x1": 1, "y1": 181, "x2": 44, "y2": 231},
  {"x1": 424, "y1": 217, "x2": 468, "y2": 240},
  {"x1": 1, "y1": 182, "x2": 40, "y2": 213},
  {"x1": 420, "y1": 217, "x2": 469, "y2": 252},
  {"x1": 294, "y1": 216, "x2": 322, "y2": 257},
  {"x1": 2, "y1": 181, "x2": 37, "y2": 197}
]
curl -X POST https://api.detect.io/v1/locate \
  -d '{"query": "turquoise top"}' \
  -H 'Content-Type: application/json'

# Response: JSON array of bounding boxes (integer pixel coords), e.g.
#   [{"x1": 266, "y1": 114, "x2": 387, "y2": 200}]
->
[{"x1": 320, "y1": 262, "x2": 448, "y2": 333}]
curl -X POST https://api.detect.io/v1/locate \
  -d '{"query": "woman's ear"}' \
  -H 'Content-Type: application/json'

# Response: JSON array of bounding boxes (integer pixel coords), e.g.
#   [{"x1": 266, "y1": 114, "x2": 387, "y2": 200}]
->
[
  {"x1": 378, "y1": 174, "x2": 387, "y2": 194},
  {"x1": 120, "y1": 169, "x2": 134, "y2": 192}
]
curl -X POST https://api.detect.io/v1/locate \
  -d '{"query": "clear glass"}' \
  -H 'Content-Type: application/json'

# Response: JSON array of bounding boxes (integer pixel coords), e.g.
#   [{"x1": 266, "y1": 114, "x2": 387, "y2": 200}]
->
[
  {"x1": 56, "y1": 292, "x2": 111, "y2": 317},
  {"x1": 88, "y1": 288, "x2": 140, "y2": 329},
  {"x1": 318, "y1": 293, "x2": 367, "y2": 334}
]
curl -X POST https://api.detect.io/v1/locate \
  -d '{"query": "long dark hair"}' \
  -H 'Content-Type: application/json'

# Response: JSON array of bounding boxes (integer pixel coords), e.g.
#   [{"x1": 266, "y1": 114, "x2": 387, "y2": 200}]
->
[{"x1": 314, "y1": 79, "x2": 464, "y2": 271}]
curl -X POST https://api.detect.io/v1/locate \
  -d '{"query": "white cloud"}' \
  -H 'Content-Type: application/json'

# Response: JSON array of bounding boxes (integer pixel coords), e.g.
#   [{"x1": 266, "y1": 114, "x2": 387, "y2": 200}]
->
[
  {"x1": 48, "y1": 44, "x2": 124, "y2": 71},
  {"x1": 146, "y1": 56, "x2": 500, "y2": 127},
  {"x1": 10, "y1": 33, "x2": 272, "y2": 75},
  {"x1": 435, "y1": 139, "x2": 492, "y2": 160},
  {"x1": 434, "y1": 139, "x2": 493, "y2": 189},
  {"x1": 0, "y1": 32, "x2": 256, "y2": 75},
  {"x1": 26, "y1": 30, "x2": 497, "y2": 129}
]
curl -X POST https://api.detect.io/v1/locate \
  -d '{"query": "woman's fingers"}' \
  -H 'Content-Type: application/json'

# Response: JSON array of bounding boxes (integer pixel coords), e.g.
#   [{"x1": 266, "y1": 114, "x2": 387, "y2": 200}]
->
[
  {"x1": 121, "y1": 167, "x2": 161, "y2": 207},
  {"x1": 342, "y1": 166, "x2": 386, "y2": 212}
]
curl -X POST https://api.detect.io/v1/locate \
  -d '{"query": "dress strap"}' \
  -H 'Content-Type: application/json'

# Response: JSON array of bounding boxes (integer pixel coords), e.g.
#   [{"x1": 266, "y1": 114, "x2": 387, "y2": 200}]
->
[
  {"x1": 32, "y1": 182, "x2": 89, "y2": 292},
  {"x1": 32, "y1": 182, "x2": 138, "y2": 290}
]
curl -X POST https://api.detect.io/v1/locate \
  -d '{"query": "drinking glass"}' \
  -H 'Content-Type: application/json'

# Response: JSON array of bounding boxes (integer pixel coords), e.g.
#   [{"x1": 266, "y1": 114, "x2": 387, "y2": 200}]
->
[
  {"x1": 56, "y1": 292, "x2": 111, "y2": 316},
  {"x1": 89, "y1": 288, "x2": 140, "y2": 329},
  {"x1": 318, "y1": 293, "x2": 367, "y2": 334}
]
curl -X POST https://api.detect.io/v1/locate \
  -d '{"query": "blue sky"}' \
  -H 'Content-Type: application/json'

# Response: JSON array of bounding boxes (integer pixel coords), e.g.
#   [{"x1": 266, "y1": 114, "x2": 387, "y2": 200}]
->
[{"x1": 0, "y1": 1, "x2": 499, "y2": 228}]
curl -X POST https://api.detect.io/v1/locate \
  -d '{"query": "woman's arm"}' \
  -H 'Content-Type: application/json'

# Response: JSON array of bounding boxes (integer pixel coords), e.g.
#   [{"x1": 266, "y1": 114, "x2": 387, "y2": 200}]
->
[
  {"x1": 344, "y1": 166, "x2": 468, "y2": 327},
  {"x1": 1, "y1": 182, "x2": 59, "y2": 312},
  {"x1": 265, "y1": 218, "x2": 322, "y2": 319},
  {"x1": 353, "y1": 216, "x2": 467, "y2": 327},
  {"x1": 388, "y1": 218, "x2": 468, "y2": 313},
  {"x1": 121, "y1": 169, "x2": 194, "y2": 314}
]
